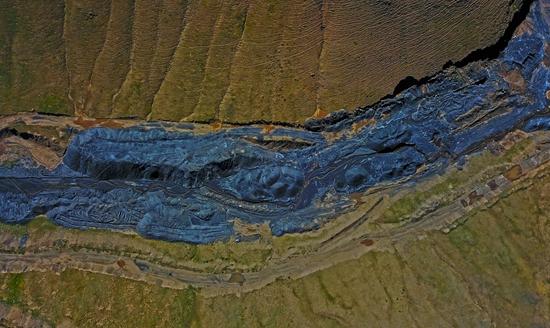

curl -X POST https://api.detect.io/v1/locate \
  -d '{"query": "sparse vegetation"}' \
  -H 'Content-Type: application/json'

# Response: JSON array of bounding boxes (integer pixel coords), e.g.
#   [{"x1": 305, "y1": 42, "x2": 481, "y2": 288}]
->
[
  {"x1": 0, "y1": 222, "x2": 27, "y2": 237},
  {"x1": 4, "y1": 274, "x2": 23, "y2": 305},
  {"x1": 38, "y1": 95, "x2": 66, "y2": 114},
  {"x1": 0, "y1": 0, "x2": 523, "y2": 123}
]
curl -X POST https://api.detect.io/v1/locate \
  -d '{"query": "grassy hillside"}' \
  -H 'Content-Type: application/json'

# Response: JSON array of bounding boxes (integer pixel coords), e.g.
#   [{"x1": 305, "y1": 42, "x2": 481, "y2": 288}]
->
[{"x1": 0, "y1": 0, "x2": 524, "y2": 123}]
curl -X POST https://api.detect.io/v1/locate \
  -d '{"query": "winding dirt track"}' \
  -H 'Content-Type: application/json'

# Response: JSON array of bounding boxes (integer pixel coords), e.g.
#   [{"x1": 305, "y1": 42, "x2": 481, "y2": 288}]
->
[{"x1": 0, "y1": 132, "x2": 547, "y2": 297}]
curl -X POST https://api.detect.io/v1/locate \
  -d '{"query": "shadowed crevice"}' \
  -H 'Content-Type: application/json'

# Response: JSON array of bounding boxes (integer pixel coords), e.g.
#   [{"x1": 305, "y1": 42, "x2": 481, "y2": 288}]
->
[{"x1": 392, "y1": 0, "x2": 534, "y2": 96}]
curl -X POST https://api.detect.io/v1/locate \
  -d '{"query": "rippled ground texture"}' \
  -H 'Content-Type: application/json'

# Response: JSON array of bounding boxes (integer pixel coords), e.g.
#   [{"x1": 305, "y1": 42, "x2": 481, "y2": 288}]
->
[
  {"x1": 0, "y1": 0, "x2": 525, "y2": 123},
  {"x1": 1, "y1": 0, "x2": 550, "y2": 244}
]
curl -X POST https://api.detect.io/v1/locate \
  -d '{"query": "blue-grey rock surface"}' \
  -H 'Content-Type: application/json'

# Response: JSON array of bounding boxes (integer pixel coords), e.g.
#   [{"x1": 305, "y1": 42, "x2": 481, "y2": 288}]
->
[{"x1": 0, "y1": 0, "x2": 549, "y2": 244}]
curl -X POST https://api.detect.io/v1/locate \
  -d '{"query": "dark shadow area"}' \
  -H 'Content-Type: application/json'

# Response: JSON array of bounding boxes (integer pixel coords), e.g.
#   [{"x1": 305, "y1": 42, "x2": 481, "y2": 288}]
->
[{"x1": 392, "y1": 0, "x2": 534, "y2": 96}]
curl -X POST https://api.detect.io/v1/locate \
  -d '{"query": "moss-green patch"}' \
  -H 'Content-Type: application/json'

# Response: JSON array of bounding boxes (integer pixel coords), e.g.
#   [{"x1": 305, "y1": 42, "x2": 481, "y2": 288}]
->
[
  {"x1": 172, "y1": 287, "x2": 198, "y2": 327},
  {"x1": 15, "y1": 63, "x2": 32, "y2": 91},
  {"x1": 0, "y1": 221, "x2": 27, "y2": 237},
  {"x1": 0, "y1": 4, "x2": 17, "y2": 87},
  {"x1": 3, "y1": 6, "x2": 18, "y2": 37},
  {"x1": 27, "y1": 215, "x2": 58, "y2": 233},
  {"x1": 5, "y1": 274, "x2": 24, "y2": 305},
  {"x1": 237, "y1": 9, "x2": 247, "y2": 32},
  {"x1": 317, "y1": 275, "x2": 336, "y2": 303},
  {"x1": 1, "y1": 269, "x2": 201, "y2": 327},
  {"x1": 130, "y1": 81, "x2": 142, "y2": 97},
  {"x1": 448, "y1": 225, "x2": 478, "y2": 248},
  {"x1": 0, "y1": 64, "x2": 11, "y2": 87},
  {"x1": 37, "y1": 94, "x2": 67, "y2": 114}
]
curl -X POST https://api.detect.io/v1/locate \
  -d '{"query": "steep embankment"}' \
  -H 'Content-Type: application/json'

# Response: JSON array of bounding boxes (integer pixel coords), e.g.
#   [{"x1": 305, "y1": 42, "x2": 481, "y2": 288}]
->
[{"x1": 0, "y1": 0, "x2": 524, "y2": 123}]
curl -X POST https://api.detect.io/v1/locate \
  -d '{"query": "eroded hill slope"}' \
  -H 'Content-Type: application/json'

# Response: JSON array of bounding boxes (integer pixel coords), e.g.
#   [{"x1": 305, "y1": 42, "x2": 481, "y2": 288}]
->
[{"x1": 0, "y1": 0, "x2": 525, "y2": 123}]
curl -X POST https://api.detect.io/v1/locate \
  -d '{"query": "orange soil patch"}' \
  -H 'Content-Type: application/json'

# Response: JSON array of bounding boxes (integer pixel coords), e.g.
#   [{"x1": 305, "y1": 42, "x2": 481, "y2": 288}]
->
[
  {"x1": 209, "y1": 121, "x2": 224, "y2": 131},
  {"x1": 262, "y1": 125, "x2": 276, "y2": 134},
  {"x1": 503, "y1": 69, "x2": 527, "y2": 92},
  {"x1": 504, "y1": 164, "x2": 523, "y2": 181},
  {"x1": 360, "y1": 239, "x2": 374, "y2": 247}
]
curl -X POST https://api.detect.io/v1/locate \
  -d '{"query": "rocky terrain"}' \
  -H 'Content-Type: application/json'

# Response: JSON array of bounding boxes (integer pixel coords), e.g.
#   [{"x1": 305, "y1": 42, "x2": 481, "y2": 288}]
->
[
  {"x1": 0, "y1": 0, "x2": 525, "y2": 123},
  {"x1": 0, "y1": 0, "x2": 548, "y2": 243},
  {"x1": 0, "y1": 128, "x2": 546, "y2": 326},
  {"x1": 0, "y1": 0, "x2": 548, "y2": 327}
]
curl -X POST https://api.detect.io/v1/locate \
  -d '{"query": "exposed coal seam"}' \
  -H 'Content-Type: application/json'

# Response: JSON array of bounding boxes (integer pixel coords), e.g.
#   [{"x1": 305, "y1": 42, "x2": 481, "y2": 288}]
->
[
  {"x1": 63, "y1": 115, "x2": 306, "y2": 130},
  {"x1": 34, "y1": 111, "x2": 71, "y2": 117},
  {"x1": 173, "y1": 118, "x2": 305, "y2": 129},
  {"x1": 0, "y1": 127, "x2": 63, "y2": 152},
  {"x1": 0, "y1": 128, "x2": 49, "y2": 143}
]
